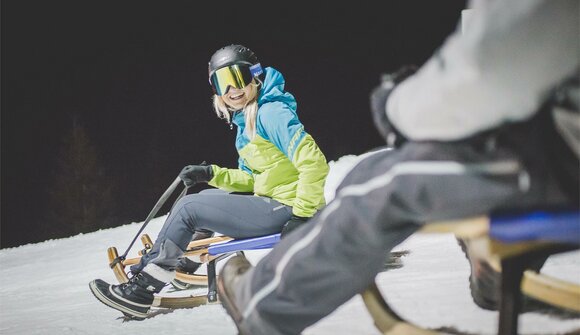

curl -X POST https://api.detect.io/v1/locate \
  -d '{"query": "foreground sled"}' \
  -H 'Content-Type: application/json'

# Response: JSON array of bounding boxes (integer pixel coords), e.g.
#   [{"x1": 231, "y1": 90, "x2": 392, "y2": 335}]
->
[{"x1": 363, "y1": 211, "x2": 580, "y2": 335}]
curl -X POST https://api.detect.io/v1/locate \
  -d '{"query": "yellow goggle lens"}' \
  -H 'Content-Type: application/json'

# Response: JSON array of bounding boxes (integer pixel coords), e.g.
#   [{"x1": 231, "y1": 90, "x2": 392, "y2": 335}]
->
[{"x1": 210, "y1": 64, "x2": 252, "y2": 96}]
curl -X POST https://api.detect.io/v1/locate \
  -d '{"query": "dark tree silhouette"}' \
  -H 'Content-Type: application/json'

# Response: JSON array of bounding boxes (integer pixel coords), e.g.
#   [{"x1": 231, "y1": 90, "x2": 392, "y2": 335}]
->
[{"x1": 46, "y1": 118, "x2": 117, "y2": 237}]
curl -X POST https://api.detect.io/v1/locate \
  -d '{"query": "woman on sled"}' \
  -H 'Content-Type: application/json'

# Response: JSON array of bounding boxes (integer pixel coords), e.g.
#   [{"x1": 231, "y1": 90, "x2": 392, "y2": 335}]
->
[{"x1": 89, "y1": 44, "x2": 329, "y2": 319}]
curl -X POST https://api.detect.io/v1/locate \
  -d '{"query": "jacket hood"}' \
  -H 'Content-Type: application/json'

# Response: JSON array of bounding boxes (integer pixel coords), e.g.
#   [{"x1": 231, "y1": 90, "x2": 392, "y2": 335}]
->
[
  {"x1": 231, "y1": 67, "x2": 297, "y2": 127},
  {"x1": 258, "y1": 67, "x2": 297, "y2": 112}
]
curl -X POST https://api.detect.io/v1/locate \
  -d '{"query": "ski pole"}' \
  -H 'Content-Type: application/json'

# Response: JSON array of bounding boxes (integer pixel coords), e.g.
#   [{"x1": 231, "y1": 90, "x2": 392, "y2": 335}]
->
[{"x1": 119, "y1": 176, "x2": 186, "y2": 260}]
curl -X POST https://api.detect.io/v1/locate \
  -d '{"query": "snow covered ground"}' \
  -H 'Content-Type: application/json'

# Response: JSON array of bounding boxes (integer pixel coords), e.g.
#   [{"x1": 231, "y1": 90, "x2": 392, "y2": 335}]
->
[{"x1": 1, "y1": 152, "x2": 579, "y2": 335}]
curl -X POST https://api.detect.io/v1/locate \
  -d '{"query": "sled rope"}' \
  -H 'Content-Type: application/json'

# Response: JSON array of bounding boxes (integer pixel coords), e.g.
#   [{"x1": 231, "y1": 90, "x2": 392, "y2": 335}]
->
[{"x1": 119, "y1": 176, "x2": 186, "y2": 260}]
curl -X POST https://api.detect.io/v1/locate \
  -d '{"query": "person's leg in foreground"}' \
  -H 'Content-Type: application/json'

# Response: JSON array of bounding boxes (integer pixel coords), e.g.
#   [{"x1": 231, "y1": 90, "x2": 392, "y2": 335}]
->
[{"x1": 218, "y1": 139, "x2": 553, "y2": 334}]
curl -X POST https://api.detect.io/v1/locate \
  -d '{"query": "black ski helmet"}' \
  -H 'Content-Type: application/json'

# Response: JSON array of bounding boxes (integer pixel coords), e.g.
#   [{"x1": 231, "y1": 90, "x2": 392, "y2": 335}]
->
[{"x1": 208, "y1": 44, "x2": 260, "y2": 77}]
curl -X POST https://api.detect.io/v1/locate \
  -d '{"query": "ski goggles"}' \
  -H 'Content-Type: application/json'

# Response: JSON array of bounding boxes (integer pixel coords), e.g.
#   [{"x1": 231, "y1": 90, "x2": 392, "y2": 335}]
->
[{"x1": 209, "y1": 63, "x2": 263, "y2": 96}]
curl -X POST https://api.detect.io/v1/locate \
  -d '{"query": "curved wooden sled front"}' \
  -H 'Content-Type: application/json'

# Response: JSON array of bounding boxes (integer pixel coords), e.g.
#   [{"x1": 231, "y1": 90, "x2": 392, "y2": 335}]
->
[
  {"x1": 107, "y1": 235, "x2": 233, "y2": 309},
  {"x1": 360, "y1": 215, "x2": 580, "y2": 335}
]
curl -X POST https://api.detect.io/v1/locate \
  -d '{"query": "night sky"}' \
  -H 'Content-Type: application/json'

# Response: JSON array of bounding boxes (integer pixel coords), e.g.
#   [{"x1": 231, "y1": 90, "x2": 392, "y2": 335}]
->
[{"x1": 2, "y1": 1, "x2": 466, "y2": 248}]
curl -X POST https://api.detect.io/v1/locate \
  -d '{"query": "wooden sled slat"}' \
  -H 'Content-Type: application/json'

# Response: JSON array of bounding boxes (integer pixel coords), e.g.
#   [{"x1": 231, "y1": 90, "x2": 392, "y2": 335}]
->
[
  {"x1": 187, "y1": 236, "x2": 232, "y2": 249},
  {"x1": 361, "y1": 283, "x2": 438, "y2": 335},
  {"x1": 522, "y1": 270, "x2": 580, "y2": 312},
  {"x1": 153, "y1": 294, "x2": 219, "y2": 309},
  {"x1": 489, "y1": 239, "x2": 561, "y2": 259},
  {"x1": 174, "y1": 272, "x2": 211, "y2": 286},
  {"x1": 420, "y1": 216, "x2": 490, "y2": 239},
  {"x1": 121, "y1": 257, "x2": 140, "y2": 267}
]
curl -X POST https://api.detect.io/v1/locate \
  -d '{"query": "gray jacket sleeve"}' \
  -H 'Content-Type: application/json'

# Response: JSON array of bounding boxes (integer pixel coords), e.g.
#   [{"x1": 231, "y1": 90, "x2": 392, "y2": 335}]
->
[{"x1": 386, "y1": 0, "x2": 579, "y2": 141}]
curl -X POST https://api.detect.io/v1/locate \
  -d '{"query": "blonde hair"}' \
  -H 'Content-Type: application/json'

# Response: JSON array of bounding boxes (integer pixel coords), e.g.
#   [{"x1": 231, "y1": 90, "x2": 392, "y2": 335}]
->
[{"x1": 212, "y1": 79, "x2": 262, "y2": 139}]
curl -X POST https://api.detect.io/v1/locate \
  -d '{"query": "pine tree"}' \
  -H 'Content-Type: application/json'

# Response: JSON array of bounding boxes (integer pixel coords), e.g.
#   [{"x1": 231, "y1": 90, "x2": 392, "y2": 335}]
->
[{"x1": 47, "y1": 119, "x2": 116, "y2": 237}]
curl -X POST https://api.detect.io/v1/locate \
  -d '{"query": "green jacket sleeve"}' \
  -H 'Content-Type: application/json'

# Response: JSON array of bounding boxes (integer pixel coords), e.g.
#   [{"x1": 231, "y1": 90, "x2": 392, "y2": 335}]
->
[
  {"x1": 291, "y1": 134, "x2": 329, "y2": 217},
  {"x1": 208, "y1": 164, "x2": 254, "y2": 193}
]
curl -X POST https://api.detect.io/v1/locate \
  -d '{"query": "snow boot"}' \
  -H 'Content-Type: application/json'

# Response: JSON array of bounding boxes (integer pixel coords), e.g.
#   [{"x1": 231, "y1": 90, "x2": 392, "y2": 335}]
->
[
  {"x1": 89, "y1": 264, "x2": 171, "y2": 319},
  {"x1": 217, "y1": 255, "x2": 253, "y2": 335},
  {"x1": 171, "y1": 229, "x2": 214, "y2": 290},
  {"x1": 457, "y1": 237, "x2": 502, "y2": 310},
  {"x1": 457, "y1": 237, "x2": 547, "y2": 311}
]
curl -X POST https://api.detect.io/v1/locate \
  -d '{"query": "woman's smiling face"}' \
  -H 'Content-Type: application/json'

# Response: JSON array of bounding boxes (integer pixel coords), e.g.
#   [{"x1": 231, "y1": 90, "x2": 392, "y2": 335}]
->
[{"x1": 222, "y1": 84, "x2": 254, "y2": 110}]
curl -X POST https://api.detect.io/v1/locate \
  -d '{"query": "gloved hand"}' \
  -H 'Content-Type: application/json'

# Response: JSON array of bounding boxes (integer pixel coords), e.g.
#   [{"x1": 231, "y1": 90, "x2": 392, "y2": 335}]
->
[
  {"x1": 281, "y1": 215, "x2": 310, "y2": 238},
  {"x1": 370, "y1": 65, "x2": 417, "y2": 148},
  {"x1": 179, "y1": 161, "x2": 213, "y2": 187}
]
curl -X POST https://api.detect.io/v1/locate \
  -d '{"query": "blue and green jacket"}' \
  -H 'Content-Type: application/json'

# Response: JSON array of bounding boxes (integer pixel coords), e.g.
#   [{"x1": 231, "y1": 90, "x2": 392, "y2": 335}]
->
[{"x1": 208, "y1": 67, "x2": 329, "y2": 217}]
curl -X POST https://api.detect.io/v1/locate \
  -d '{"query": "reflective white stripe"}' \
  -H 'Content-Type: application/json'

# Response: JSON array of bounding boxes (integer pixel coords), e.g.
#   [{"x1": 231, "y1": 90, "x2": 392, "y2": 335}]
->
[
  {"x1": 341, "y1": 160, "x2": 523, "y2": 197},
  {"x1": 242, "y1": 159, "x2": 524, "y2": 319}
]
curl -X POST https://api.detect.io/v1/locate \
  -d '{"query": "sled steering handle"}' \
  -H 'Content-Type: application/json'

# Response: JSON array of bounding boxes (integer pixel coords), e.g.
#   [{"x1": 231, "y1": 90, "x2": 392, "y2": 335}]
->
[
  {"x1": 120, "y1": 176, "x2": 186, "y2": 260},
  {"x1": 143, "y1": 176, "x2": 183, "y2": 224}
]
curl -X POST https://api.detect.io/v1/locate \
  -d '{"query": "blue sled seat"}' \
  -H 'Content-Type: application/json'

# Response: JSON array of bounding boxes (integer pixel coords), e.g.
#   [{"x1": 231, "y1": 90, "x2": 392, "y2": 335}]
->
[
  {"x1": 205, "y1": 211, "x2": 580, "y2": 256},
  {"x1": 198, "y1": 233, "x2": 282, "y2": 304},
  {"x1": 208, "y1": 233, "x2": 281, "y2": 255},
  {"x1": 204, "y1": 211, "x2": 580, "y2": 256},
  {"x1": 490, "y1": 211, "x2": 580, "y2": 245}
]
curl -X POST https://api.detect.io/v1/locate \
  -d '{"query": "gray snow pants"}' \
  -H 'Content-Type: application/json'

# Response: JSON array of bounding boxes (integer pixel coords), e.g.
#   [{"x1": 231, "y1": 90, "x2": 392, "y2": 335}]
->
[
  {"x1": 233, "y1": 141, "x2": 571, "y2": 335},
  {"x1": 131, "y1": 189, "x2": 292, "y2": 273}
]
